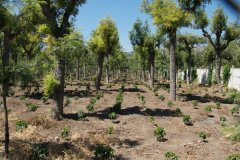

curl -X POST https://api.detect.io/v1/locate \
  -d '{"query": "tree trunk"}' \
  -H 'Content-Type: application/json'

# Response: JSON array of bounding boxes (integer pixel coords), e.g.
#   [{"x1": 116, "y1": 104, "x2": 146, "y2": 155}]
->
[
  {"x1": 2, "y1": 33, "x2": 10, "y2": 159},
  {"x1": 83, "y1": 62, "x2": 86, "y2": 79},
  {"x1": 76, "y1": 58, "x2": 80, "y2": 80},
  {"x1": 149, "y1": 52, "x2": 155, "y2": 89},
  {"x1": 52, "y1": 58, "x2": 65, "y2": 120},
  {"x1": 96, "y1": 54, "x2": 104, "y2": 90},
  {"x1": 215, "y1": 50, "x2": 222, "y2": 92},
  {"x1": 105, "y1": 55, "x2": 109, "y2": 84},
  {"x1": 169, "y1": 31, "x2": 177, "y2": 101},
  {"x1": 187, "y1": 48, "x2": 192, "y2": 85}
]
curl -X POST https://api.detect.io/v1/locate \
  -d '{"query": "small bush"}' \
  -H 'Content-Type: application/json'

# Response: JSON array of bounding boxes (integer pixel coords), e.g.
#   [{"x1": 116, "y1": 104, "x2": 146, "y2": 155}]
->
[
  {"x1": 192, "y1": 100, "x2": 198, "y2": 109},
  {"x1": 109, "y1": 112, "x2": 117, "y2": 119},
  {"x1": 159, "y1": 95, "x2": 165, "y2": 101},
  {"x1": 182, "y1": 115, "x2": 191, "y2": 125},
  {"x1": 61, "y1": 128, "x2": 70, "y2": 139},
  {"x1": 94, "y1": 144, "x2": 114, "y2": 160},
  {"x1": 204, "y1": 105, "x2": 212, "y2": 115},
  {"x1": 175, "y1": 108, "x2": 182, "y2": 116},
  {"x1": 165, "y1": 151, "x2": 179, "y2": 160},
  {"x1": 16, "y1": 120, "x2": 28, "y2": 131},
  {"x1": 30, "y1": 144, "x2": 49, "y2": 160},
  {"x1": 167, "y1": 101, "x2": 173, "y2": 107},
  {"x1": 26, "y1": 102, "x2": 39, "y2": 112},
  {"x1": 78, "y1": 110, "x2": 86, "y2": 120},
  {"x1": 226, "y1": 154, "x2": 240, "y2": 160},
  {"x1": 106, "y1": 126, "x2": 114, "y2": 135},
  {"x1": 154, "y1": 126, "x2": 166, "y2": 141},
  {"x1": 199, "y1": 131, "x2": 207, "y2": 141}
]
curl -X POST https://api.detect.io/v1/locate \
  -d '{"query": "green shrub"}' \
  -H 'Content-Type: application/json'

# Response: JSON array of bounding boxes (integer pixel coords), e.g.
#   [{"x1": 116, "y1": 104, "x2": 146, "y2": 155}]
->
[
  {"x1": 109, "y1": 112, "x2": 117, "y2": 119},
  {"x1": 78, "y1": 110, "x2": 86, "y2": 120},
  {"x1": 106, "y1": 126, "x2": 114, "y2": 135},
  {"x1": 96, "y1": 91, "x2": 104, "y2": 100},
  {"x1": 182, "y1": 115, "x2": 191, "y2": 125},
  {"x1": 231, "y1": 105, "x2": 240, "y2": 115},
  {"x1": 154, "y1": 127, "x2": 166, "y2": 141},
  {"x1": 204, "y1": 105, "x2": 212, "y2": 115},
  {"x1": 61, "y1": 128, "x2": 70, "y2": 139},
  {"x1": 175, "y1": 108, "x2": 182, "y2": 116},
  {"x1": 226, "y1": 154, "x2": 240, "y2": 160},
  {"x1": 86, "y1": 104, "x2": 94, "y2": 112},
  {"x1": 16, "y1": 120, "x2": 28, "y2": 131},
  {"x1": 26, "y1": 102, "x2": 39, "y2": 112},
  {"x1": 167, "y1": 101, "x2": 173, "y2": 107},
  {"x1": 94, "y1": 144, "x2": 114, "y2": 160},
  {"x1": 192, "y1": 100, "x2": 198, "y2": 109},
  {"x1": 199, "y1": 131, "x2": 207, "y2": 141},
  {"x1": 159, "y1": 95, "x2": 165, "y2": 101},
  {"x1": 30, "y1": 144, "x2": 48, "y2": 160},
  {"x1": 43, "y1": 73, "x2": 59, "y2": 98},
  {"x1": 165, "y1": 151, "x2": 179, "y2": 160}
]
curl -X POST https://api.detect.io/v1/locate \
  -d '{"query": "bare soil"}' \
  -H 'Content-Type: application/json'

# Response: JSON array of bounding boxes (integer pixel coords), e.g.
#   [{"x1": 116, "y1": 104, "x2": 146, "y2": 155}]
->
[{"x1": 0, "y1": 80, "x2": 239, "y2": 160}]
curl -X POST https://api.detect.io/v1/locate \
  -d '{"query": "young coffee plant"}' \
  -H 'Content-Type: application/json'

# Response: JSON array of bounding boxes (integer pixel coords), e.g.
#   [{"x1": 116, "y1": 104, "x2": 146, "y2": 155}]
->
[
  {"x1": 192, "y1": 100, "x2": 198, "y2": 109},
  {"x1": 226, "y1": 154, "x2": 240, "y2": 160},
  {"x1": 96, "y1": 91, "x2": 104, "y2": 100},
  {"x1": 216, "y1": 102, "x2": 221, "y2": 109},
  {"x1": 165, "y1": 151, "x2": 179, "y2": 160},
  {"x1": 61, "y1": 127, "x2": 70, "y2": 139},
  {"x1": 231, "y1": 104, "x2": 240, "y2": 116},
  {"x1": 175, "y1": 108, "x2": 182, "y2": 116},
  {"x1": 159, "y1": 95, "x2": 165, "y2": 101},
  {"x1": 30, "y1": 144, "x2": 49, "y2": 160},
  {"x1": 220, "y1": 116, "x2": 227, "y2": 127},
  {"x1": 78, "y1": 110, "x2": 86, "y2": 120},
  {"x1": 94, "y1": 144, "x2": 115, "y2": 160},
  {"x1": 199, "y1": 131, "x2": 207, "y2": 142},
  {"x1": 204, "y1": 105, "x2": 212, "y2": 116},
  {"x1": 154, "y1": 126, "x2": 166, "y2": 141},
  {"x1": 139, "y1": 95, "x2": 146, "y2": 107},
  {"x1": 148, "y1": 116, "x2": 155, "y2": 122},
  {"x1": 109, "y1": 112, "x2": 117, "y2": 119},
  {"x1": 182, "y1": 115, "x2": 192, "y2": 125},
  {"x1": 16, "y1": 120, "x2": 28, "y2": 131},
  {"x1": 167, "y1": 101, "x2": 173, "y2": 107},
  {"x1": 25, "y1": 102, "x2": 39, "y2": 112},
  {"x1": 64, "y1": 97, "x2": 71, "y2": 107},
  {"x1": 106, "y1": 126, "x2": 114, "y2": 135},
  {"x1": 19, "y1": 95, "x2": 26, "y2": 101}
]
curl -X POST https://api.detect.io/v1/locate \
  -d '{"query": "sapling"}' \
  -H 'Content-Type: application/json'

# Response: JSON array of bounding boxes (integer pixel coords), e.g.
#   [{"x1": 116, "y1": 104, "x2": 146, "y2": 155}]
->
[
  {"x1": 78, "y1": 110, "x2": 86, "y2": 120},
  {"x1": 139, "y1": 95, "x2": 146, "y2": 107},
  {"x1": 165, "y1": 151, "x2": 179, "y2": 160},
  {"x1": 109, "y1": 112, "x2": 117, "y2": 119},
  {"x1": 192, "y1": 100, "x2": 198, "y2": 109},
  {"x1": 86, "y1": 104, "x2": 94, "y2": 112},
  {"x1": 25, "y1": 102, "x2": 39, "y2": 112},
  {"x1": 154, "y1": 126, "x2": 166, "y2": 141},
  {"x1": 167, "y1": 101, "x2": 173, "y2": 107},
  {"x1": 61, "y1": 127, "x2": 70, "y2": 139},
  {"x1": 216, "y1": 102, "x2": 221, "y2": 109},
  {"x1": 106, "y1": 126, "x2": 114, "y2": 135},
  {"x1": 94, "y1": 144, "x2": 115, "y2": 159},
  {"x1": 204, "y1": 106, "x2": 212, "y2": 116},
  {"x1": 159, "y1": 95, "x2": 165, "y2": 101},
  {"x1": 175, "y1": 108, "x2": 182, "y2": 116},
  {"x1": 182, "y1": 115, "x2": 192, "y2": 125},
  {"x1": 199, "y1": 131, "x2": 207, "y2": 142},
  {"x1": 16, "y1": 120, "x2": 28, "y2": 131}
]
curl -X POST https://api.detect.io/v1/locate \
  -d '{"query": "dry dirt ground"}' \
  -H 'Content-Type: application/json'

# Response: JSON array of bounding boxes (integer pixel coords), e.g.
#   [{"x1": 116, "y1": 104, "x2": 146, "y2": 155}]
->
[{"x1": 0, "y1": 79, "x2": 239, "y2": 160}]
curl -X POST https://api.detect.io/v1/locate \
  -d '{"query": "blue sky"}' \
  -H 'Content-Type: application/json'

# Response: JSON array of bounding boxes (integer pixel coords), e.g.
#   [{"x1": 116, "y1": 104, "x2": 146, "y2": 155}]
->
[{"x1": 75, "y1": 0, "x2": 239, "y2": 52}]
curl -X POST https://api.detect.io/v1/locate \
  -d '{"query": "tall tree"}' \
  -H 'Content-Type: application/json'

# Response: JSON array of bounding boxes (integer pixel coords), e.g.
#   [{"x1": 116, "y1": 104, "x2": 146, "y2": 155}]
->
[
  {"x1": 88, "y1": 17, "x2": 119, "y2": 90},
  {"x1": 178, "y1": 34, "x2": 206, "y2": 85},
  {"x1": 35, "y1": 0, "x2": 86, "y2": 120},
  {"x1": 142, "y1": 0, "x2": 211, "y2": 101},
  {"x1": 195, "y1": 7, "x2": 240, "y2": 90}
]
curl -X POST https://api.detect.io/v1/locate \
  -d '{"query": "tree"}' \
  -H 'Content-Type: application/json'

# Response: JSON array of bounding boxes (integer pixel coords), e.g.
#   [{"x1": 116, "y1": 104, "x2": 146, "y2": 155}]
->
[
  {"x1": 142, "y1": 0, "x2": 211, "y2": 101},
  {"x1": 178, "y1": 34, "x2": 206, "y2": 85},
  {"x1": 195, "y1": 7, "x2": 240, "y2": 90},
  {"x1": 35, "y1": 0, "x2": 86, "y2": 120},
  {"x1": 88, "y1": 17, "x2": 119, "y2": 90}
]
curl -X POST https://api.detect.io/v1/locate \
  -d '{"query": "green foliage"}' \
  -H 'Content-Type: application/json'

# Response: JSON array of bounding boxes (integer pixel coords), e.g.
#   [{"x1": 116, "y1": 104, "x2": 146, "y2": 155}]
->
[
  {"x1": 226, "y1": 154, "x2": 240, "y2": 160},
  {"x1": 96, "y1": 91, "x2": 104, "y2": 100},
  {"x1": 41, "y1": 95, "x2": 48, "y2": 103},
  {"x1": 112, "y1": 88, "x2": 124, "y2": 113},
  {"x1": 94, "y1": 144, "x2": 115, "y2": 160},
  {"x1": 159, "y1": 95, "x2": 165, "y2": 101},
  {"x1": 227, "y1": 91, "x2": 240, "y2": 104},
  {"x1": 106, "y1": 126, "x2": 114, "y2": 135},
  {"x1": 77, "y1": 110, "x2": 86, "y2": 120},
  {"x1": 175, "y1": 108, "x2": 182, "y2": 116},
  {"x1": 223, "y1": 64, "x2": 231, "y2": 85},
  {"x1": 154, "y1": 126, "x2": 166, "y2": 141},
  {"x1": 61, "y1": 128, "x2": 70, "y2": 139},
  {"x1": 25, "y1": 102, "x2": 39, "y2": 112},
  {"x1": 86, "y1": 104, "x2": 94, "y2": 112},
  {"x1": 199, "y1": 131, "x2": 207, "y2": 141},
  {"x1": 30, "y1": 144, "x2": 48, "y2": 160},
  {"x1": 192, "y1": 100, "x2": 198, "y2": 109},
  {"x1": 231, "y1": 105, "x2": 240, "y2": 115},
  {"x1": 19, "y1": 95, "x2": 26, "y2": 101},
  {"x1": 204, "y1": 105, "x2": 212, "y2": 114},
  {"x1": 167, "y1": 101, "x2": 173, "y2": 107},
  {"x1": 220, "y1": 116, "x2": 227, "y2": 127},
  {"x1": 139, "y1": 95, "x2": 146, "y2": 106},
  {"x1": 165, "y1": 151, "x2": 179, "y2": 160},
  {"x1": 182, "y1": 115, "x2": 191, "y2": 125},
  {"x1": 224, "y1": 125, "x2": 240, "y2": 143},
  {"x1": 109, "y1": 112, "x2": 117, "y2": 119},
  {"x1": 43, "y1": 73, "x2": 59, "y2": 98},
  {"x1": 16, "y1": 120, "x2": 28, "y2": 131}
]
